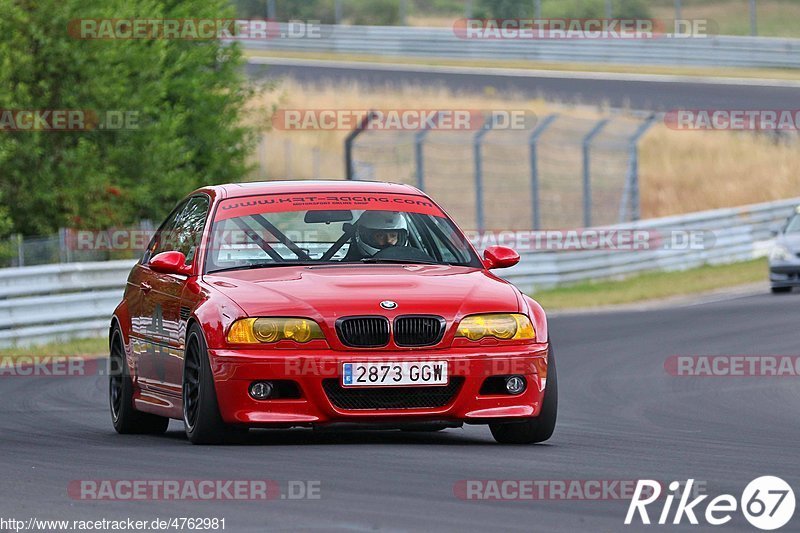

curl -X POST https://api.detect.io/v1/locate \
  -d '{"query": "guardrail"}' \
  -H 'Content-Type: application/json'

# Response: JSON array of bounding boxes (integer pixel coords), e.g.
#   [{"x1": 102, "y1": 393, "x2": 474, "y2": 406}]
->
[
  {"x1": 0, "y1": 260, "x2": 134, "y2": 348},
  {"x1": 503, "y1": 197, "x2": 798, "y2": 293},
  {"x1": 245, "y1": 24, "x2": 800, "y2": 69},
  {"x1": 1, "y1": 196, "x2": 797, "y2": 347}
]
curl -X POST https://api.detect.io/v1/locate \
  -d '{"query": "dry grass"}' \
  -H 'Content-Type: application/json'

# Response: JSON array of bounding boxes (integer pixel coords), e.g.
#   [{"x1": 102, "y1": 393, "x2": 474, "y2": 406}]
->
[
  {"x1": 407, "y1": 0, "x2": 800, "y2": 38},
  {"x1": 640, "y1": 128, "x2": 800, "y2": 217},
  {"x1": 650, "y1": 0, "x2": 800, "y2": 38},
  {"x1": 247, "y1": 79, "x2": 800, "y2": 223}
]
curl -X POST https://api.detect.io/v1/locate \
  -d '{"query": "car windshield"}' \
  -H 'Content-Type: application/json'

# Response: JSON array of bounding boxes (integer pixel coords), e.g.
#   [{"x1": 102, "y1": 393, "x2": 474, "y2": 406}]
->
[
  {"x1": 784, "y1": 213, "x2": 800, "y2": 234},
  {"x1": 205, "y1": 193, "x2": 481, "y2": 273}
]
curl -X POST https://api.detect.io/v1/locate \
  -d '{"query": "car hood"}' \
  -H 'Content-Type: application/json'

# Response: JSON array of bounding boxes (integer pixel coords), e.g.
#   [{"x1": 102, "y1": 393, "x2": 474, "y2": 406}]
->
[
  {"x1": 777, "y1": 232, "x2": 800, "y2": 251},
  {"x1": 204, "y1": 264, "x2": 521, "y2": 322}
]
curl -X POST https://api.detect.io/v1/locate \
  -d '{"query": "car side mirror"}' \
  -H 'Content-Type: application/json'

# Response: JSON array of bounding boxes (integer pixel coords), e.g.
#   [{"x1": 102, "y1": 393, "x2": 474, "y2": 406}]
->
[
  {"x1": 149, "y1": 251, "x2": 191, "y2": 276},
  {"x1": 483, "y1": 245, "x2": 520, "y2": 270},
  {"x1": 770, "y1": 223, "x2": 783, "y2": 237}
]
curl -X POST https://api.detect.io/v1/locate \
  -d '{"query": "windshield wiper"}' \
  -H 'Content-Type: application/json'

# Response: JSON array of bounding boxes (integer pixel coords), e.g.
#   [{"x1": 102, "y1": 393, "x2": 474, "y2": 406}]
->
[
  {"x1": 360, "y1": 258, "x2": 440, "y2": 265},
  {"x1": 208, "y1": 261, "x2": 322, "y2": 274}
]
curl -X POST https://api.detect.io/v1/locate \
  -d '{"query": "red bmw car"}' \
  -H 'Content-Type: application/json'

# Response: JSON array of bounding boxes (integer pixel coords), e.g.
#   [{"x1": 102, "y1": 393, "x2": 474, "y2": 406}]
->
[{"x1": 109, "y1": 181, "x2": 557, "y2": 444}]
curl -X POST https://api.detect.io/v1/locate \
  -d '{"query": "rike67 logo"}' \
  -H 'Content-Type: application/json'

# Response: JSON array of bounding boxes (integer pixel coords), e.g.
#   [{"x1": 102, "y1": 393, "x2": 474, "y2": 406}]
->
[{"x1": 626, "y1": 477, "x2": 795, "y2": 530}]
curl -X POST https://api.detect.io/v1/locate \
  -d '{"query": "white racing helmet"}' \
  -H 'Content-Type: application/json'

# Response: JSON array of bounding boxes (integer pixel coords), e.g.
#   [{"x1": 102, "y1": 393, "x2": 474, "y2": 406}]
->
[{"x1": 355, "y1": 211, "x2": 409, "y2": 256}]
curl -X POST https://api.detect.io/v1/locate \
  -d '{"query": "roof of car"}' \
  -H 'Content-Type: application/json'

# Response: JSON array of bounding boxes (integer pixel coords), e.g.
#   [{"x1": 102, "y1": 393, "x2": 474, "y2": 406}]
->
[{"x1": 209, "y1": 180, "x2": 424, "y2": 199}]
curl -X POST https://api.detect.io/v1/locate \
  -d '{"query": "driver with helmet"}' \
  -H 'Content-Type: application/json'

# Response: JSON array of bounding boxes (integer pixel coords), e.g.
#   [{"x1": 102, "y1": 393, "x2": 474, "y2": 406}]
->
[{"x1": 345, "y1": 210, "x2": 408, "y2": 260}]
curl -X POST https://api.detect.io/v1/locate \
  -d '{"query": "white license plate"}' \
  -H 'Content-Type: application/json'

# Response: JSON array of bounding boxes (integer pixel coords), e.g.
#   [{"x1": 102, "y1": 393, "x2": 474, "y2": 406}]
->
[{"x1": 342, "y1": 361, "x2": 448, "y2": 387}]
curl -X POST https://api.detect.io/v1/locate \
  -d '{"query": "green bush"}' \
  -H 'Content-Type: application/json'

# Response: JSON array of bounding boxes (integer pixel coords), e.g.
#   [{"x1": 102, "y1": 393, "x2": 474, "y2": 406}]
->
[
  {"x1": 412, "y1": 0, "x2": 464, "y2": 15},
  {"x1": 0, "y1": 0, "x2": 256, "y2": 235},
  {"x1": 350, "y1": 0, "x2": 402, "y2": 25}
]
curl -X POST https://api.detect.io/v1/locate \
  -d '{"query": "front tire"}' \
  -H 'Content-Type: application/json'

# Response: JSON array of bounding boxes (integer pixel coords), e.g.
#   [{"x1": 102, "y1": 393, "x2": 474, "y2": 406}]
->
[
  {"x1": 490, "y1": 344, "x2": 558, "y2": 444},
  {"x1": 109, "y1": 326, "x2": 169, "y2": 435},
  {"x1": 771, "y1": 286, "x2": 791, "y2": 294},
  {"x1": 183, "y1": 325, "x2": 246, "y2": 444}
]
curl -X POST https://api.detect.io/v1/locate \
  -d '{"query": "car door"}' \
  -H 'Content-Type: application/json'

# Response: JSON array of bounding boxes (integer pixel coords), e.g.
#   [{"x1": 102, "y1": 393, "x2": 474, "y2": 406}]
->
[
  {"x1": 129, "y1": 200, "x2": 186, "y2": 392},
  {"x1": 135, "y1": 195, "x2": 210, "y2": 396}
]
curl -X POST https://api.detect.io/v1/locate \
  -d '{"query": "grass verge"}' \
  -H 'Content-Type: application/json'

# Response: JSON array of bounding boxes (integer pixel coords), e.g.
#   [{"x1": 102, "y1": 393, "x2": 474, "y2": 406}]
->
[
  {"x1": 531, "y1": 258, "x2": 766, "y2": 310},
  {"x1": 0, "y1": 336, "x2": 108, "y2": 359}
]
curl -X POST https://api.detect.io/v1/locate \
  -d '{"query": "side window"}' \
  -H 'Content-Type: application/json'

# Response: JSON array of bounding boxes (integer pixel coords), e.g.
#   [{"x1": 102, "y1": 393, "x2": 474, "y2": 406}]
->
[
  {"x1": 141, "y1": 200, "x2": 188, "y2": 264},
  {"x1": 173, "y1": 196, "x2": 210, "y2": 264},
  {"x1": 141, "y1": 196, "x2": 210, "y2": 265}
]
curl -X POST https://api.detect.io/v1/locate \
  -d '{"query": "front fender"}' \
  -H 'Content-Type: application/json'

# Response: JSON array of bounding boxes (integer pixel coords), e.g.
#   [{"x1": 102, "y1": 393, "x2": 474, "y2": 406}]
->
[{"x1": 522, "y1": 294, "x2": 549, "y2": 345}]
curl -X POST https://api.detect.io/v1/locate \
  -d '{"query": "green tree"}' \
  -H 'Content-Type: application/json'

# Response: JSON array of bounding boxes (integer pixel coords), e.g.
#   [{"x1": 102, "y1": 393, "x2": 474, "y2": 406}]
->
[{"x1": 0, "y1": 0, "x2": 256, "y2": 235}]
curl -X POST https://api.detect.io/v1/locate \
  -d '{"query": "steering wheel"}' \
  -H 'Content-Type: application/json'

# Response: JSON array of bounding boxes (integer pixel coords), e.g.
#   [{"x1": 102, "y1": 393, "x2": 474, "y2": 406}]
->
[{"x1": 371, "y1": 245, "x2": 436, "y2": 263}]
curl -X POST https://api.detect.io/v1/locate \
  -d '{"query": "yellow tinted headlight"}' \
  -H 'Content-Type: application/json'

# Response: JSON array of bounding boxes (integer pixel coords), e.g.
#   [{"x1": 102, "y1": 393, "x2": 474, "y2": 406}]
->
[
  {"x1": 227, "y1": 318, "x2": 258, "y2": 343},
  {"x1": 282, "y1": 318, "x2": 318, "y2": 343},
  {"x1": 456, "y1": 313, "x2": 535, "y2": 341},
  {"x1": 253, "y1": 318, "x2": 282, "y2": 343},
  {"x1": 227, "y1": 318, "x2": 324, "y2": 344}
]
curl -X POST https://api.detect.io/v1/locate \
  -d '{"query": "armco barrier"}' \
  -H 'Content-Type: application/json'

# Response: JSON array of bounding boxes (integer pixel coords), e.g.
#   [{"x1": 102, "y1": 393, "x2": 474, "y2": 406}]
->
[
  {"x1": 0, "y1": 260, "x2": 135, "y2": 348},
  {"x1": 0, "y1": 197, "x2": 797, "y2": 347},
  {"x1": 503, "y1": 197, "x2": 798, "y2": 292},
  {"x1": 244, "y1": 24, "x2": 800, "y2": 69}
]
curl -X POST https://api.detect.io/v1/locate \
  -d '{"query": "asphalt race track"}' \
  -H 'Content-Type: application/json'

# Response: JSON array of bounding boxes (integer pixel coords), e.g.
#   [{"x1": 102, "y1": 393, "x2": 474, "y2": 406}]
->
[
  {"x1": 1, "y1": 291, "x2": 798, "y2": 532},
  {"x1": 246, "y1": 59, "x2": 800, "y2": 111}
]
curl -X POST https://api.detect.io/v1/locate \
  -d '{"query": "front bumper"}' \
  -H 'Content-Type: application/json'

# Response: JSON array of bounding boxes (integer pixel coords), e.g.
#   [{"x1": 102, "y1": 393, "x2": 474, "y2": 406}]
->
[
  {"x1": 769, "y1": 261, "x2": 800, "y2": 287},
  {"x1": 209, "y1": 344, "x2": 549, "y2": 427}
]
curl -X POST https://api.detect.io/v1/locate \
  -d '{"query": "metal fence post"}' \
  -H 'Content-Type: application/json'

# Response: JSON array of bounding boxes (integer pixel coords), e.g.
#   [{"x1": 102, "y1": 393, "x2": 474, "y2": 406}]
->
[
  {"x1": 582, "y1": 119, "x2": 610, "y2": 228},
  {"x1": 528, "y1": 114, "x2": 559, "y2": 230},
  {"x1": 414, "y1": 128, "x2": 429, "y2": 191},
  {"x1": 674, "y1": 0, "x2": 682, "y2": 21},
  {"x1": 16, "y1": 233, "x2": 24, "y2": 267},
  {"x1": 344, "y1": 111, "x2": 376, "y2": 179},
  {"x1": 58, "y1": 227, "x2": 73, "y2": 263},
  {"x1": 414, "y1": 112, "x2": 443, "y2": 191},
  {"x1": 750, "y1": 0, "x2": 757, "y2": 36},
  {"x1": 620, "y1": 114, "x2": 656, "y2": 222},
  {"x1": 335, "y1": 0, "x2": 343, "y2": 24},
  {"x1": 473, "y1": 121, "x2": 493, "y2": 232}
]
